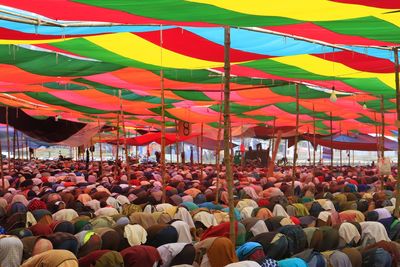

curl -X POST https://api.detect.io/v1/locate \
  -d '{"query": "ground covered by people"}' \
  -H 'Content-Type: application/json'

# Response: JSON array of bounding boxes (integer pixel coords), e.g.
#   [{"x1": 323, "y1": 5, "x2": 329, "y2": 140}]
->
[{"x1": 0, "y1": 159, "x2": 399, "y2": 266}]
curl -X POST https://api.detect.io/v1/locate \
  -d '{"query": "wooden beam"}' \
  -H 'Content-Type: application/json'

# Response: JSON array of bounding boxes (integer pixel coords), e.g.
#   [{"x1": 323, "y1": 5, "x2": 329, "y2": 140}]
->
[
  {"x1": 292, "y1": 83, "x2": 300, "y2": 195},
  {"x1": 393, "y1": 47, "x2": 400, "y2": 217},
  {"x1": 268, "y1": 130, "x2": 282, "y2": 177},
  {"x1": 223, "y1": 25, "x2": 235, "y2": 245},
  {"x1": 160, "y1": 26, "x2": 167, "y2": 203},
  {"x1": 5, "y1": 107, "x2": 10, "y2": 171},
  {"x1": 330, "y1": 112, "x2": 333, "y2": 167}
]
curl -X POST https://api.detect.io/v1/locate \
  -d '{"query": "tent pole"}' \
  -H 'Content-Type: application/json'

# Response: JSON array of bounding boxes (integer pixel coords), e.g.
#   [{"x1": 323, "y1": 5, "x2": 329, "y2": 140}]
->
[
  {"x1": 229, "y1": 122, "x2": 233, "y2": 157},
  {"x1": 380, "y1": 96, "x2": 385, "y2": 190},
  {"x1": 119, "y1": 90, "x2": 130, "y2": 176},
  {"x1": 160, "y1": 25, "x2": 167, "y2": 203},
  {"x1": 393, "y1": 47, "x2": 400, "y2": 217},
  {"x1": 200, "y1": 123, "x2": 204, "y2": 177},
  {"x1": 160, "y1": 69, "x2": 167, "y2": 203},
  {"x1": 25, "y1": 136, "x2": 28, "y2": 160},
  {"x1": 114, "y1": 112, "x2": 120, "y2": 180},
  {"x1": 292, "y1": 83, "x2": 300, "y2": 195},
  {"x1": 268, "y1": 131, "x2": 282, "y2": 177},
  {"x1": 330, "y1": 112, "x2": 333, "y2": 167},
  {"x1": 16, "y1": 130, "x2": 20, "y2": 160},
  {"x1": 374, "y1": 112, "x2": 380, "y2": 158},
  {"x1": 98, "y1": 118, "x2": 103, "y2": 176},
  {"x1": 339, "y1": 123, "x2": 342, "y2": 167},
  {"x1": 12, "y1": 127, "x2": 15, "y2": 170},
  {"x1": 313, "y1": 104, "x2": 316, "y2": 171},
  {"x1": 215, "y1": 76, "x2": 224, "y2": 203},
  {"x1": 381, "y1": 95, "x2": 385, "y2": 159},
  {"x1": 223, "y1": 25, "x2": 235, "y2": 245},
  {"x1": 135, "y1": 132, "x2": 139, "y2": 163},
  {"x1": 241, "y1": 122, "x2": 245, "y2": 167},
  {"x1": 272, "y1": 117, "x2": 276, "y2": 159},
  {"x1": 307, "y1": 128, "x2": 311, "y2": 166},
  {"x1": 5, "y1": 107, "x2": 10, "y2": 171},
  {"x1": 196, "y1": 135, "x2": 200, "y2": 164},
  {"x1": 175, "y1": 120, "x2": 179, "y2": 164},
  {"x1": 0, "y1": 126, "x2": 4, "y2": 190}
]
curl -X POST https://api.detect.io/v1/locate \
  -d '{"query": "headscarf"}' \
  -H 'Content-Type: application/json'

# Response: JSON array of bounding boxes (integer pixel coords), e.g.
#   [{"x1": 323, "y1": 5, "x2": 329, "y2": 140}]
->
[
  {"x1": 21, "y1": 236, "x2": 53, "y2": 261},
  {"x1": 124, "y1": 224, "x2": 147, "y2": 246},
  {"x1": 360, "y1": 221, "x2": 390, "y2": 243},
  {"x1": 93, "y1": 228, "x2": 120, "y2": 251},
  {"x1": 277, "y1": 258, "x2": 308, "y2": 267},
  {"x1": 77, "y1": 194, "x2": 92, "y2": 205},
  {"x1": 146, "y1": 224, "x2": 179, "y2": 248},
  {"x1": 11, "y1": 194, "x2": 29, "y2": 206},
  {"x1": 171, "y1": 220, "x2": 192, "y2": 243},
  {"x1": 120, "y1": 245, "x2": 161, "y2": 267},
  {"x1": 129, "y1": 212, "x2": 157, "y2": 229},
  {"x1": 201, "y1": 221, "x2": 237, "y2": 241},
  {"x1": 47, "y1": 232, "x2": 79, "y2": 255},
  {"x1": 21, "y1": 249, "x2": 78, "y2": 267},
  {"x1": 226, "y1": 261, "x2": 262, "y2": 267},
  {"x1": 339, "y1": 222, "x2": 361, "y2": 244},
  {"x1": 236, "y1": 242, "x2": 265, "y2": 261},
  {"x1": 157, "y1": 243, "x2": 188, "y2": 267},
  {"x1": 0, "y1": 235, "x2": 23, "y2": 267},
  {"x1": 31, "y1": 209, "x2": 53, "y2": 225},
  {"x1": 169, "y1": 243, "x2": 196, "y2": 266},
  {"x1": 28, "y1": 199, "x2": 47, "y2": 212},
  {"x1": 327, "y1": 250, "x2": 352, "y2": 267},
  {"x1": 78, "y1": 250, "x2": 123, "y2": 267},
  {"x1": 52, "y1": 209, "x2": 79, "y2": 221},
  {"x1": 207, "y1": 237, "x2": 238, "y2": 267},
  {"x1": 341, "y1": 247, "x2": 362, "y2": 267},
  {"x1": 29, "y1": 223, "x2": 53, "y2": 236},
  {"x1": 95, "y1": 251, "x2": 124, "y2": 267},
  {"x1": 74, "y1": 231, "x2": 102, "y2": 258},
  {"x1": 174, "y1": 207, "x2": 195, "y2": 229}
]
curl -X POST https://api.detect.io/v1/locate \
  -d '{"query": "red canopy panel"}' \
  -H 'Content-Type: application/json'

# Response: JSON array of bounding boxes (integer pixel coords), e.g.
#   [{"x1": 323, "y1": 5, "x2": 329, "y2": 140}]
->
[{"x1": 107, "y1": 132, "x2": 196, "y2": 146}]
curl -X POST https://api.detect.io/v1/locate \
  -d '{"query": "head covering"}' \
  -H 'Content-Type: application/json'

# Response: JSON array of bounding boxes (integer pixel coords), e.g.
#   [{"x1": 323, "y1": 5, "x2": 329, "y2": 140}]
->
[
  {"x1": 236, "y1": 242, "x2": 265, "y2": 261},
  {"x1": 339, "y1": 222, "x2": 361, "y2": 245},
  {"x1": 121, "y1": 245, "x2": 161, "y2": 267},
  {"x1": 207, "y1": 237, "x2": 238, "y2": 267},
  {"x1": 21, "y1": 249, "x2": 78, "y2": 267},
  {"x1": 146, "y1": 224, "x2": 179, "y2": 248},
  {"x1": 124, "y1": 224, "x2": 147, "y2": 246},
  {"x1": 157, "y1": 243, "x2": 190, "y2": 267},
  {"x1": 277, "y1": 258, "x2": 308, "y2": 267},
  {"x1": 21, "y1": 236, "x2": 53, "y2": 261},
  {"x1": 171, "y1": 220, "x2": 192, "y2": 243},
  {"x1": 0, "y1": 235, "x2": 23, "y2": 267}
]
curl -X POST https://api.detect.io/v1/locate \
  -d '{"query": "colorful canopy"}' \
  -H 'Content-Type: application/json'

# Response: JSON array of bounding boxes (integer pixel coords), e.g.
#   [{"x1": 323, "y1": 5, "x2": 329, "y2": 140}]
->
[
  {"x1": 301, "y1": 133, "x2": 398, "y2": 151},
  {"x1": 0, "y1": 1, "x2": 398, "y2": 141}
]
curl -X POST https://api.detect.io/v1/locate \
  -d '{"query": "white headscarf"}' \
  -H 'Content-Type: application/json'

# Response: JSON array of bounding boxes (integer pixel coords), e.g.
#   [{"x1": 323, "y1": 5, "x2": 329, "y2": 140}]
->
[
  {"x1": 171, "y1": 221, "x2": 192, "y2": 243},
  {"x1": 360, "y1": 221, "x2": 390, "y2": 243},
  {"x1": 157, "y1": 243, "x2": 188, "y2": 267},
  {"x1": 124, "y1": 224, "x2": 147, "y2": 246},
  {"x1": 273, "y1": 204, "x2": 289, "y2": 218},
  {"x1": 339, "y1": 222, "x2": 361, "y2": 244}
]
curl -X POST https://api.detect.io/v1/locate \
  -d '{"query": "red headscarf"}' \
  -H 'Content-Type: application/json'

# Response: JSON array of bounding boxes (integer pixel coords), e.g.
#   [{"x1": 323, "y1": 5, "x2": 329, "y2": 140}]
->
[
  {"x1": 29, "y1": 223, "x2": 53, "y2": 236},
  {"x1": 201, "y1": 221, "x2": 238, "y2": 241},
  {"x1": 28, "y1": 199, "x2": 47, "y2": 212},
  {"x1": 121, "y1": 246, "x2": 161, "y2": 267}
]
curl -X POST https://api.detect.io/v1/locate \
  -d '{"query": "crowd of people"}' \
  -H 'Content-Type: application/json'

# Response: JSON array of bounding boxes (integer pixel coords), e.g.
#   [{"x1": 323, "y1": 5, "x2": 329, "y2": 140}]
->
[{"x1": 0, "y1": 159, "x2": 398, "y2": 267}]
